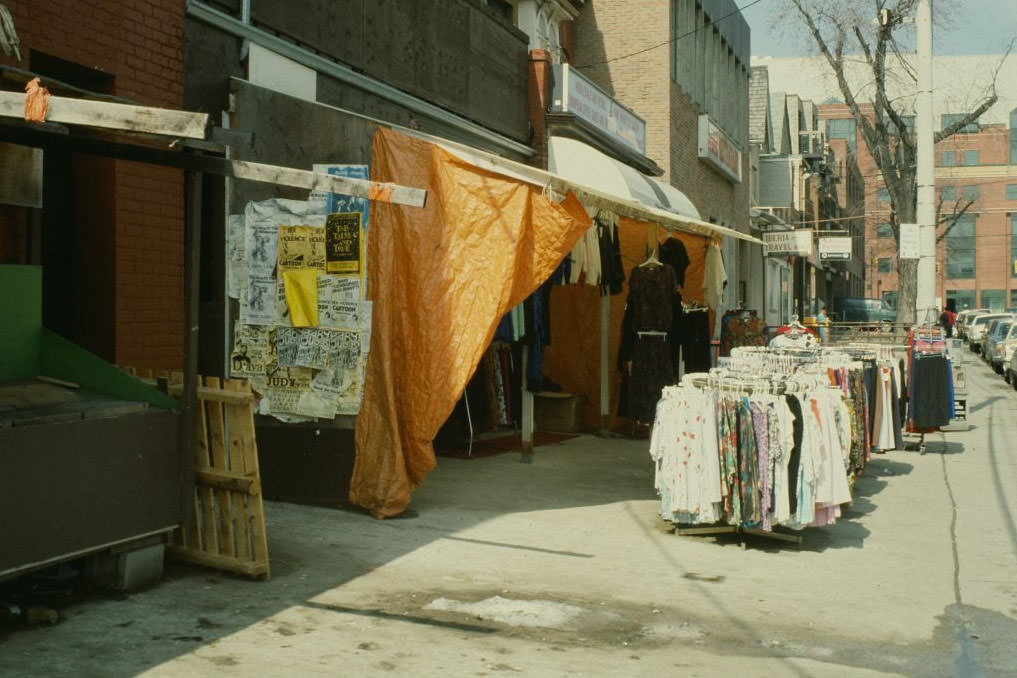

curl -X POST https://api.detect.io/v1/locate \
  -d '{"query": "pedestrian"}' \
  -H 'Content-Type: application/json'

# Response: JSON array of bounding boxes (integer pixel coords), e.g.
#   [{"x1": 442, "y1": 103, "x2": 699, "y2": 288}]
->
[
  {"x1": 939, "y1": 307, "x2": 955, "y2": 338},
  {"x1": 816, "y1": 307, "x2": 829, "y2": 344}
]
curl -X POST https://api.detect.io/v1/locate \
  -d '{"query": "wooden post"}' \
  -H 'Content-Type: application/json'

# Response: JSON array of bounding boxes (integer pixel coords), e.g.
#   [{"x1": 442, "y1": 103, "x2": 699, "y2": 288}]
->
[
  {"x1": 520, "y1": 347, "x2": 534, "y2": 462},
  {"x1": 600, "y1": 294, "x2": 610, "y2": 432},
  {"x1": 180, "y1": 161, "x2": 203, "y2": 526}
]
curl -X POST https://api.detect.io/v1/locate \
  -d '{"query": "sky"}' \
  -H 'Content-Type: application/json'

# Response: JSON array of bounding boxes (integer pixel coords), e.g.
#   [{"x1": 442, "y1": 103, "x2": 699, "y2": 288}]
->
[{"x1": 742, "y1": 0, "x2": 1017, "y2": 57}]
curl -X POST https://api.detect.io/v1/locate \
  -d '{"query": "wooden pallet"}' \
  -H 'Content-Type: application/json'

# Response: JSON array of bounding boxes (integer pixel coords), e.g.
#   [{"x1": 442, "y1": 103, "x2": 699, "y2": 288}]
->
[{"x1": 122, "y1": 368, "x2": 270, "y2": 579}]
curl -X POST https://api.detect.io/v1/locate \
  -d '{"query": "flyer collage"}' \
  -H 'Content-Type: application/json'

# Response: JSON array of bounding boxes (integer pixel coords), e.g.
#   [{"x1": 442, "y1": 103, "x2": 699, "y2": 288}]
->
[{"x1": 227, "y1": 165, "x2": 373, "y2": 421}]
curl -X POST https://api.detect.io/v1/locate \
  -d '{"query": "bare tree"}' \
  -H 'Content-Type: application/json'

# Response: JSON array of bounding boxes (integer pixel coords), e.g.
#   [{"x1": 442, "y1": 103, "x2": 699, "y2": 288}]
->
[{"x1": 785, "y1": 0, "x2": 1006, "y2": 325}]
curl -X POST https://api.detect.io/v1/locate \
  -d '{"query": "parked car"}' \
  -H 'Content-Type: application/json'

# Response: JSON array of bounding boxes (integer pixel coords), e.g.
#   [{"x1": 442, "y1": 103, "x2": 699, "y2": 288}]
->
[
  {"x1": 1000, "y1": 325, "x2": 1017, "y2": 382},
  {"x1": 983, "y1": 319, "x2": 1014, "y2": 372},
  {"x1": 830, "y1": 297, "x2": 896, "y2": 324},
  {"x1": 956, "y1": 309, "x2": 989, "y2": 340},
  {"x1": 967, "y1": 313, "x2": 1011, "y2": 352}
]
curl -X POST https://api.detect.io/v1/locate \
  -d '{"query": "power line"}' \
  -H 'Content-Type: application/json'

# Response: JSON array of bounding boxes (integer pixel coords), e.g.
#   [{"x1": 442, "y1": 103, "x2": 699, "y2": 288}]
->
[{"x1": 573, "y1": 0, "x2": 766, "y2": 69}]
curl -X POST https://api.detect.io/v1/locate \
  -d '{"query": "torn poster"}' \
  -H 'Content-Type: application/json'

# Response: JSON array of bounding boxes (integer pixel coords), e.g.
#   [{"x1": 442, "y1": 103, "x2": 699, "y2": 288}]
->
[
  {"x1": 317, "y1": 274, "x2": 362, "y2": 303},
  {"x1": 230, "y1": 325, "x2": 276, "y2": 378},
  {"x1": 227, "y1": 214, "x2": 246, "y2": 300},
  {"x1": 312, "y1": 363, "x2": 364, "y2": 415},
  {"x1": 318, "y1": 299, "x2": 371, "y2": 332},
  {"x1": 242, "y1": 274, "x2": 277, "y2": 326}
]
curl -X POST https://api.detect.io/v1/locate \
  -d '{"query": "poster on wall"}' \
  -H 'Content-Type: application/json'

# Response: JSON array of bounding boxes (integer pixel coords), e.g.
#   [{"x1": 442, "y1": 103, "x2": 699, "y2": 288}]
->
[
  {"x1": 325, "y1": 212, "x2": 364, "y2": 275},
  {"x1": 228, "y1": 197, "x2": 372, "y2": 421}
]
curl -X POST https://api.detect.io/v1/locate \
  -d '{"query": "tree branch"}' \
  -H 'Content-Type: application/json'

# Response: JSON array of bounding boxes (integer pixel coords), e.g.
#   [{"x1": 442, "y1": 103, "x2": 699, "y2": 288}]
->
[
  {"x1": 935, "y1": 198, "x2": 975, "y2": 244},
  {"x1": 934, "y1": 39, "x2": 1012, "y2": 143}
]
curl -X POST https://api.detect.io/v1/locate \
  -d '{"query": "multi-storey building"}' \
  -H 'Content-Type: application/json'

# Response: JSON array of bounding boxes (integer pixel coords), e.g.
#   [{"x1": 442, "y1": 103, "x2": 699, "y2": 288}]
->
[
  {"x1": 821, "y1": 104, "x2": 1017, "y2": 313},
  {"x1": 572, "y1": 0, "x2": 751, "y2": 320}
]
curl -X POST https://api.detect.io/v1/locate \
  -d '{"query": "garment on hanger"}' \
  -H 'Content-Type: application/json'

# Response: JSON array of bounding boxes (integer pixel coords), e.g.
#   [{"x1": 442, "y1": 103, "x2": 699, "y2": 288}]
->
[
  {"x1": 703, "y1": 241, "x2": 727, "y2": 310},
  {"x1": 679, "y1": 307, "x2": 712, "y2": 373},
  {"x1": 617, "y1": 263, "x2": 678, "y2": 423},
  {"x1": 597, "y1": 211, "x2": 626, "y2": 296}
]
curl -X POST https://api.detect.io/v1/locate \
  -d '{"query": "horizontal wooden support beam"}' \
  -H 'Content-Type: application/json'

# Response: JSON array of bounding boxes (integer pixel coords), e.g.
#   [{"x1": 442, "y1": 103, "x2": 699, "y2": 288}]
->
[
  {"x1": 230, "y1": 160, "x2": 427, "y2": 208},
  {"x1": 166, "y1": 545, "x2": 268, "y2": 578},
  {"x1": 0, "y1": 124, "x2": 427, "y2": 209},
  {"x1": 195, "y1": 468, "x2": 257, "y2": 494},
  {"x1": 166, "y1": 383, "x2": 253, "y2": 405},
  {"x1": 0, "y1": 91, "x2": 208, "y2": 139}
]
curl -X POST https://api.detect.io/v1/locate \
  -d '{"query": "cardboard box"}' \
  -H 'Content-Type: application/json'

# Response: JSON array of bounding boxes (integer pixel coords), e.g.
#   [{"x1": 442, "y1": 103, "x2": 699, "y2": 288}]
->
[{"x1": 534, "y1": 392, "x2": 586, "y2": 433}]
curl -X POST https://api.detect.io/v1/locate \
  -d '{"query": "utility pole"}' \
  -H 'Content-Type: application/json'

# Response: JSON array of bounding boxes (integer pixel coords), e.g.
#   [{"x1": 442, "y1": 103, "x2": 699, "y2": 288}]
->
[{"x1": 915, "y1": 0, "x2": 936, "y2": 324}]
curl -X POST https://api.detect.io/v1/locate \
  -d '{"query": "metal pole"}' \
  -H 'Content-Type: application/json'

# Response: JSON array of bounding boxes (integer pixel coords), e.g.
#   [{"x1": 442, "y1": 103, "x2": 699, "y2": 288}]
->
[{"x1": 916, "y1": 0, "x2": 937, "y2": 324}]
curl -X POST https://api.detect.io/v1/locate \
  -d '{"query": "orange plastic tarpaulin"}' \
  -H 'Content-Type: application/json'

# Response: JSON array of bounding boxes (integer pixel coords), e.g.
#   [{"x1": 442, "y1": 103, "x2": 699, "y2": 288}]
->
[{"x1": 350, "y1": 127, "x2": 590, "y2": 518}]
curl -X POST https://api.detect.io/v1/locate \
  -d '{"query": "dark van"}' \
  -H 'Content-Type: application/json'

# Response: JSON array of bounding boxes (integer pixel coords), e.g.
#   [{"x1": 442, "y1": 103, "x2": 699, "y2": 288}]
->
[{"x1": 831, "y1": 297, "x2": 896, "y2": 324}]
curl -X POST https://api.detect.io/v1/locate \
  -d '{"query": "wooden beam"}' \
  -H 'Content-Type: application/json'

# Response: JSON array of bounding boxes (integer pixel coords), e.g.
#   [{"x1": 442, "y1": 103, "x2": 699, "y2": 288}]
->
[
  {"x1": 166, "y1": 383, "x2": 254, "y2": 405},
  {"x1": 0, "y1": 124, "x2": 428, "y2": 209},
  {"x1": 165, "y1": 545, "x2": 268, "y2": 577},
  {"x1": 195, "y1": 468, "x2": 257, "y2": 494},
  {"x1": 229, "y1": 160, "x2": 427, "y2": 208},
  {"x1": 0, "y1": 91, "x2": 208, "y2": 139}
]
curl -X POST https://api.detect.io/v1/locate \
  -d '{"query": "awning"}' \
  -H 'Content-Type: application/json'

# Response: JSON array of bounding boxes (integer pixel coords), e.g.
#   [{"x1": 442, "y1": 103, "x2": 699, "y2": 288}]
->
[
  {"x1": 548, "y1": 136, "x2": 701, "y2": 220},
  {"x1": 399, "y1": 128, "x2": 760, "y2": 244}
]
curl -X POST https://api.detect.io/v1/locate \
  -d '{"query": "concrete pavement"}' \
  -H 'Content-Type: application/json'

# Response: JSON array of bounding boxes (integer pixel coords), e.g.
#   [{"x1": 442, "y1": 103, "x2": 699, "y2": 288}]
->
[{"x1": 1, "y1": 349, "x2": 1015, "y2": 677}]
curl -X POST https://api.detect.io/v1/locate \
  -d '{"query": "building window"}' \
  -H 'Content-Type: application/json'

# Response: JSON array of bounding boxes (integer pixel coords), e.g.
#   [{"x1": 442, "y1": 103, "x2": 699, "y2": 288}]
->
[
  {"x1": 964, "y1": 185, "x2": 980, "y2": 201},
  {"x1": 877, "y1": 222, "x2": 894, "y2": 238},
  {"x1": 826, "y1": 118, "x2": 856, "y2": 153},
  {"x1": 877, "y1": 187, "x2": 890, "y2": 203},
  {"x1": 877, "y1": 257, "x2": 893, "y2": 273},
  {"x1": 941, "y1": 113, "x2": 979, "y2": 133},
  {"x1": 940, "y1": 150, "x2": 957, "y2": 167},
  {"x1": 1012, "y1": 213, "x2": 1017, "y2": 278},
  {"x1": 946, "y1": 214, "x2": 976, "y2": 279},
  {"x1": 1011, "y1": 289, "x2": 1017, "y2": 308},
  {"x1": 899, "y1": 115, "x2": 916, "y2": 136},
  {"x1": 1006, "y1": 184, "x2": 1017, "y2": 201},
  {"x1": 981, "y1": 289, "x2": 1004, "y2": 312},
  {"x1": 1011, "y1": 109, "x2": 1017, "y2": 164},
  {"x1": 941, "y1": 185, "x2": 957, "y2": 202},
  {"x1": 671, "y1": 0, "x2": 748, "y2": 149},
  {"x1": 963, "y1": 150, "x2": 980, "y2": 166},
  {"x1": 949, "y1": 290, "x2": 976, "y2": 312}
]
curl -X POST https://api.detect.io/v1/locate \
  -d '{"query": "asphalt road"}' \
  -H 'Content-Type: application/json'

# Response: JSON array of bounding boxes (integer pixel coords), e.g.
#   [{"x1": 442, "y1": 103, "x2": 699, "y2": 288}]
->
[{"x1": 1, "y1": 345, "x2": 1015, "y2": 677}]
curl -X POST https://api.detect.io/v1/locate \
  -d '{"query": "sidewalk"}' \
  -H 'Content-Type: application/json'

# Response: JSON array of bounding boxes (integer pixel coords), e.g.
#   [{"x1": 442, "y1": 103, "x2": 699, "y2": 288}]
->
[{"x1": 1, "y1": 355, "x2": 1016, "y2": 677}]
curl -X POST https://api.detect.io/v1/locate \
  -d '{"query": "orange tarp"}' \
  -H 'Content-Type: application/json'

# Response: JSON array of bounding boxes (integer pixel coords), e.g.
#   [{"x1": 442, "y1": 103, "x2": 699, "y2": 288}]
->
[{"x1": 350, "y1": 127, "x2": 589, "y2": 518}]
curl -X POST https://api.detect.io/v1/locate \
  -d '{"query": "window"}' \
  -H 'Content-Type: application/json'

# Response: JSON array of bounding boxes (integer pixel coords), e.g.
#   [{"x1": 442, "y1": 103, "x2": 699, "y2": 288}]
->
[
  {"x1": 981, "y1": 289, "x2": 1004, "y2": 312},
  {"x1": 877, "y1": 187, "x2": 890, "y2": 203},
  {"x1": 826, "y1": 118, "x2": 857, "y2": 153},
  {"x1": 1006, "y1": 184, "x2": 1017, "y2": 201},
  {"x1": 1012, "y1": 214, "x2": 1017, "y2": 278},
  {"x1": 1011, "y1": 289, "x2": 1017, "y2": 307},
  {"x1": 1011, "y1": 109, "x2": 1017, "y2": 164},
  {"x1": 877, "y1": 257, "x2": 893, "y2": 273},
  {"x1": 941, "y1": 113, "x2": 979, "y2": 133},
  {"x1": 946, "y1": 215, "x2": 976, "y2": 279},
  {"x1": 671, "y1": 0, "x2": 748, "y2": 149},
  {"x1": 940, "y1": 151, "x2": 957, "y2": 167},
  {"x1": 964, "y1": 185, "x2": 980, "y2": 201},
  {"x1": 882, "y1": 291, "x2": 898, "y2": 310},
  {"x1": 877, "y1": 222, "x2": 894, "y2": 239},
  {"x1": 899, "y1": 115, "x2": 916, "y2": 136},
  {"x1": 963, "y1": 150, "x2": 980, "y2": 166},
  {"x1": 941, "y1": 185, "x2": 957, "y2": 202},
  {"x1": 949, "y1": 290, "x2": 976, "y2": 312}
]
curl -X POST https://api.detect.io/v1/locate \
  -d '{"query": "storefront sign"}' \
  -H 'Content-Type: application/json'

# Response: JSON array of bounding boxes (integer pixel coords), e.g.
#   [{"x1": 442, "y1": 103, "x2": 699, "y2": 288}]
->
[
  {"x1": 899, "y1": 223, "x2": 919, "y2": 259},
  {"x1": 819, "y1": 236, "x2": 852, "y2": 261},
  {"x1": 551, "y1": 64, "x2": 647, "y2": 155},
  {"x1": 698, "y1": 115, "x2": 742, "y2": 183},
  {"x1": 764, "y1": 230, "x2": 813, "y2": 257}
]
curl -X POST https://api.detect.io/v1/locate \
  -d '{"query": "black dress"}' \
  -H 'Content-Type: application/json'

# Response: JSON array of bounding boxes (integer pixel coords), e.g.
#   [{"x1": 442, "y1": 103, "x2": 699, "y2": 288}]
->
[{"x1": 617, "y1": 264, "x2": 677, "y2": 423}]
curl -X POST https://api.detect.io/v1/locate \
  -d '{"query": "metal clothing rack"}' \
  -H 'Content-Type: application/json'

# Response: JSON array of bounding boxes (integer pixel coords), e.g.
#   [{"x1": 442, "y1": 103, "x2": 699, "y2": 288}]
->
[{"x1": 671, "y1": 523, "x2": 803, "y2": 547}]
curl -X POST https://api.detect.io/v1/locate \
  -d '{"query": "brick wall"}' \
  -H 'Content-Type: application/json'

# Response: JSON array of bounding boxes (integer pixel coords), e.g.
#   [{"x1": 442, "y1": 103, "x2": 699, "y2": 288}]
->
[
  {"x1": 574, "y1": 0, "x2": 749, "y2": 231},
  {"x1": 820, "y1": 103, "x2": 1017, "y2": 309},
  {"x1": 2, "y1": 1, "x2": 186, "y2": 369}
]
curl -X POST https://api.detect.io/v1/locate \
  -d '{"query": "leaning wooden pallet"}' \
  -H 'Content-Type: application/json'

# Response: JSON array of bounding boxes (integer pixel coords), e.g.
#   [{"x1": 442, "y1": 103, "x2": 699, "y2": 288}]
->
[{"x1": 120, "y1": 368, "x2": 270, "y2": 579}]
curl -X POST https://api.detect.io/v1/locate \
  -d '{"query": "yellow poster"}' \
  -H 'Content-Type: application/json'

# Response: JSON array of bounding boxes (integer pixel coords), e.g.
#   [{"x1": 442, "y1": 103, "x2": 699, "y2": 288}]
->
[
  {"x1": 278, "y1": 225, "x2": 326, "y2": 271},
  {"x1": 325, "y1": 212, "x2": 364, "y2": 275}
]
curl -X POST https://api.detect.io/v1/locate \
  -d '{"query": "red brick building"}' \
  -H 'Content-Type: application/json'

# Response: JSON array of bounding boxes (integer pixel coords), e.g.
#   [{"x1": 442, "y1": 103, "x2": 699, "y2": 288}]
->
[
  {"x1": 819, "y1": 103, "x2": 1017, "y2": 313},
  {"x1": 0, "y1": 0, "x2": 186, "y2": 369}
]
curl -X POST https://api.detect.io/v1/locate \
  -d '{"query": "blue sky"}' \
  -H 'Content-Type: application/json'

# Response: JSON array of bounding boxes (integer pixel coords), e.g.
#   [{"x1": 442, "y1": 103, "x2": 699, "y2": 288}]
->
[{"x1": 742, "y1": 0, "x2": 1017, "y2": 57}]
